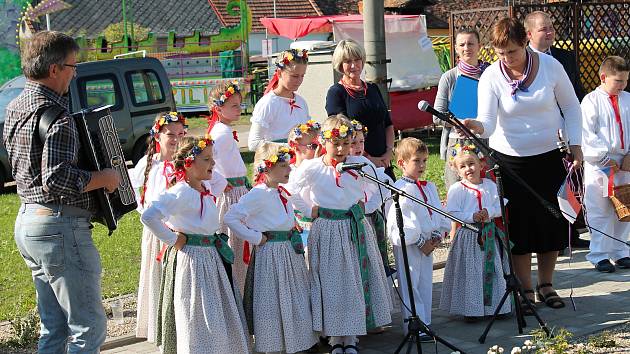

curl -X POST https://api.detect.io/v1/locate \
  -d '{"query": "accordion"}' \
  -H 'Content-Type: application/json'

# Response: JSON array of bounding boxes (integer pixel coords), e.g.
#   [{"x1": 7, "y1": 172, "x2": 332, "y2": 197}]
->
[{"x1": 72, "y1": 106, "x2": 138, "y2": 234}]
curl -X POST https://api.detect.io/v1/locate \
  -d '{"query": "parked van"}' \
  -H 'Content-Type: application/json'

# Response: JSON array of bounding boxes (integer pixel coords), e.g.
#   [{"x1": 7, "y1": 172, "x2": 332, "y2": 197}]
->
[{"x1": 0, "y1": 57, "x2": 175, "y2": 190}]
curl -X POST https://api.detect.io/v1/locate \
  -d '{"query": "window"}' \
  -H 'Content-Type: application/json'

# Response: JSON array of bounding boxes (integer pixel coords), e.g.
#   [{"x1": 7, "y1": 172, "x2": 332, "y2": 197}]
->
[
  {"x1": 77, "y1": 75, "x2": 121, "y2": 110},
  {"x1": 126, "y1": 70, "x2": 165, "y2": 106}
]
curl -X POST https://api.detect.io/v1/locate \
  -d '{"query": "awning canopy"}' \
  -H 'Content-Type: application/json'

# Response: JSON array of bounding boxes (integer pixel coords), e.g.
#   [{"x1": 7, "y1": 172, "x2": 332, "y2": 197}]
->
[{"x1": 260, "y1": 14, "x2": 419, "y2": 40}]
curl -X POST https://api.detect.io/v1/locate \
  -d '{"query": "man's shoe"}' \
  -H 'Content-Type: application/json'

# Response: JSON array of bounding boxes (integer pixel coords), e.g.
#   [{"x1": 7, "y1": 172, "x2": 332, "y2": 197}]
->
[
  {"x1": 615, "y1": 257, "x2": 630, "y2": 269},
  {"x1": 571, "y1": 238, "x2": 590, "y2": 248},
  {"x1": 595, "y1": 259, "x2": 616, "y2": 273}
]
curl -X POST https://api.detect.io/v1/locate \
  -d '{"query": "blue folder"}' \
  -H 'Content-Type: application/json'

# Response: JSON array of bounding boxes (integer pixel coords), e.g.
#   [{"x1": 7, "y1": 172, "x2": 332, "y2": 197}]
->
[{"x1": 448, "y1": 75, "x2": 479, "y2": 119}]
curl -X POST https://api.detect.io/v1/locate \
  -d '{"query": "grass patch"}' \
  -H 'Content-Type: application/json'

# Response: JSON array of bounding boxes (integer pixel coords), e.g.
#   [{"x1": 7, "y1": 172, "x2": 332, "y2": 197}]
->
[
  {"x1": 0, "y1": 195, "x2": 142, "y2": 321},
  {"x1": 0, "y1": 134, "x2": 443, "y2": 321},
  {"x1": 185, "y1": 114, "x2": 252, "y2": 131}
]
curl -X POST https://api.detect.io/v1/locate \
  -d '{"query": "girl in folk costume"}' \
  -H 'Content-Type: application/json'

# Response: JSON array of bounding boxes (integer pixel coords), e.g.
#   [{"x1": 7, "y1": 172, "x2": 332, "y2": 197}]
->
[
  {"x1": 248, "y1": 49, "x2": 310, "y2": 151},
  {"x1": 288, "y1": 120, "x2": 321, "y2": 245},
  {"x1": 285, "y1": 115, "x2": 392, "y2": 354},
  {"x1": 439, "y1": 142, "x2": 511, "y2": 321},
  {"x1": 207, "y1": 81, "x2": 251, "y2": 293},
  {"x1": 128, "y1": 111, "x2": 186, "y2": 342},
  {"x1": 350, "y1": 119, "x2": 394, "y2": 277},
  {"x1": 140, "y1": 136, "x2": 250, "y2": 354},
  {"x1": 224, "y1": 143, "x2": 318, "y2": 354}
]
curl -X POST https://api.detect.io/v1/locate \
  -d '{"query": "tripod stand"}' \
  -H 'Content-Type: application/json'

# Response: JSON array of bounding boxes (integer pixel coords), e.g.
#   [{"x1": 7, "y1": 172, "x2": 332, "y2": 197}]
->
[
  {"x1": 353, "y1": 169, "x2": 474, "y2": 354},
  {"x1": 419, "y1": 101, "x2": 551, "y2": 343}
]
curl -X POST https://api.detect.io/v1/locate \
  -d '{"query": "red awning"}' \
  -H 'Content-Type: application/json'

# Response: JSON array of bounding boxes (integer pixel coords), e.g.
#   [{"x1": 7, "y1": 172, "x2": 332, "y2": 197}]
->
[{"x1": 260, "y1": 14, "x2": 419, "y2": 40}]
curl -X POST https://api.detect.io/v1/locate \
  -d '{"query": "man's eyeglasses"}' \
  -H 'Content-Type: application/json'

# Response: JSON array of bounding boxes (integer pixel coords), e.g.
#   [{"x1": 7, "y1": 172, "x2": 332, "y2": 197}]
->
[{"x1": 63, "y1": 64, "x2": 78, "y2": 69}]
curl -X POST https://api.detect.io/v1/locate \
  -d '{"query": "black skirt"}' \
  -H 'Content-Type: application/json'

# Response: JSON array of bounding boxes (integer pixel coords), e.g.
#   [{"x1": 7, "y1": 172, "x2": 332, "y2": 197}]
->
[{"x1": 495, "y1": 149, "x2": 569, "y2": 254}]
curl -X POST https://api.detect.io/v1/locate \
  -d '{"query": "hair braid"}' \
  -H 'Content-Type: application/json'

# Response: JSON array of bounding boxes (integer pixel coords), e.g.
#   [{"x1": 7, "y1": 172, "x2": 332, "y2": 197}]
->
[{"x1": 140, "y1": 136, "x2": 157, "y2": 207}]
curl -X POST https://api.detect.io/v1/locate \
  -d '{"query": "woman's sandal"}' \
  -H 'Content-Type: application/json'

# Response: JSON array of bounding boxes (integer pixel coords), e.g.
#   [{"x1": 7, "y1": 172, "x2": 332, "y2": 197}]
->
[
  {"x1": 519, "y1": 289, "x2": 537, "y2": 316},
  {"x1": 536, "y1": 283, "x2": 565, "y2": 309}
]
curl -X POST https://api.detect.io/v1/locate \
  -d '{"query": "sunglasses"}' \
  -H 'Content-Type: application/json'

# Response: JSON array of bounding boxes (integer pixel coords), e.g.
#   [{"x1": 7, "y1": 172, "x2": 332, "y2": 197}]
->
[{"x1": 298, "y1": 142, "x2": 318, "y2": 150}]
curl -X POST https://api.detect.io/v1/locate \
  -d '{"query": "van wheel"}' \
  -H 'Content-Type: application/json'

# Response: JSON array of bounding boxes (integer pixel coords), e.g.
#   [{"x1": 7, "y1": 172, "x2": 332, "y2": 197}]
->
[{"x1": 132, "y1": 136, "x2": 149, "y2": 166}]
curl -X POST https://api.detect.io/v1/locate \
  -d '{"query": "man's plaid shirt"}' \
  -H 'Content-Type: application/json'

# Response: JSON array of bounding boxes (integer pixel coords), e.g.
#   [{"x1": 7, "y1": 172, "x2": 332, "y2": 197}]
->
[{"x1": 3, "y1": 81, "x2": 96, "y2": 212}]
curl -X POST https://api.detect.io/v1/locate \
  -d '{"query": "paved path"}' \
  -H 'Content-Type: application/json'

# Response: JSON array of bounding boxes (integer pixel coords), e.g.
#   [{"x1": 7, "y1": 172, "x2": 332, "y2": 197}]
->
[{"x1": 103, "y1": 244, "x2": 630, "y2": 354}]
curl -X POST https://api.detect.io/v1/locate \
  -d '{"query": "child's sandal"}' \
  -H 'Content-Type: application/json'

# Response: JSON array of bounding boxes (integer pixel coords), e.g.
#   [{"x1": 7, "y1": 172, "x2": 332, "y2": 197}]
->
[
  {"x1": 536, "y1": 283, "x2": 565, "y2": 309},
  {"x1": 519, "y1": 289, "x2": 537, "y2": 316},
  {"x1": 331, "y1": 343, "x2": 345, "y2": 354},
  {"x1": 344, "y1": 344, "x2": 359, "y2": 354}
]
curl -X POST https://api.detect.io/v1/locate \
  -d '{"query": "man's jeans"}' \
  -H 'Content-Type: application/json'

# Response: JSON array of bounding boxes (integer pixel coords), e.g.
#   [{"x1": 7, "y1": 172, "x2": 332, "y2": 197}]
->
[{"x1": 14, "y1": 203, "x2": 107, "y2": 353}]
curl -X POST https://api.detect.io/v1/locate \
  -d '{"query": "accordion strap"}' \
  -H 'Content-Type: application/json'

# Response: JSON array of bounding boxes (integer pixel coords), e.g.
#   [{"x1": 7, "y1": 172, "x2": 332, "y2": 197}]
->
[{"x1": 37, "y1": 105, "x2": 66, "y2": 145}]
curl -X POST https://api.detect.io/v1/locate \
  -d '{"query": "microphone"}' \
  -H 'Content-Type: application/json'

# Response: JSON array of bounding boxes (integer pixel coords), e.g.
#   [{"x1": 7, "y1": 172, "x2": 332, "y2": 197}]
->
[
  {"x1": 418, "y1": 100, "x2": 448, "y2": 119},
  {"x1": 335, "y1": 162, "x2": 368, "y2": 173}
]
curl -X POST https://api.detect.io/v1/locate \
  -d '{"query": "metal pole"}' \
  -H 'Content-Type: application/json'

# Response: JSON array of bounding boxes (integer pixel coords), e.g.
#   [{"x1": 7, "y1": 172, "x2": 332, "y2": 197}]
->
[
  {"x1": 128, "y1": 0, "x2": 135, "y2": 42},
  {"x1": 363, "y1": 0, "x2": 389, "y2": 107},
  {"x1": 45, "y1": 14, "x2": 50, "y2": 31},
  {"x1": 122, "y1": 0, "x2": 129, "y2": 40}
]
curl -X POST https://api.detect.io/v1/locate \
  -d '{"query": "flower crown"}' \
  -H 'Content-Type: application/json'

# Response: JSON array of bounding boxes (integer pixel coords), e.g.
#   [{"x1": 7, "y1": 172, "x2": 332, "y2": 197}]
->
[
  {"x1": 256, "y1": 146, "x2": 292, "y2": 174},
  {"x1": 184, "y1": 135, "x2": 214, "y2": 168},
  {"x1": 449, "y1": 142, "x2": 483, "y2": 161},
  {"x1": 213, "y1": 80, "x2": 241, "y2": 106},
  {"x1": 150, "y1": 112, "x2": 187, "y2": 137},
  {"x1": 292, "y1": 120, "x2": 321, "y2": 139},
  {"x1": 350, "y1": 120, "x2": 368, "y2": 134},
  {"x1": 321, "y1": 124, "x2": 353, "y2": 140},
  {"x1": 276, "y1": 49, "x2": 309, "y2": 69}
]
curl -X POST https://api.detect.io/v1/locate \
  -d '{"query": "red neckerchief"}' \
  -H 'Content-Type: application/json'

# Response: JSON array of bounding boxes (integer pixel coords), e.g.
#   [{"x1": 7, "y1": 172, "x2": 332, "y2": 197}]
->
[
  {"x1": 288, "y1": 98, "x2": 301, "y2": 114},
  {"x1": 329, "y1": 158, "x2": 358, "y2": 188},
  {"x1": 460, "y1": 181, "x2": 482, "y2": 211},
  {"x1": 339, "y1": 79, "x2": 367, "y2": 99},
  {"x1": 277, "y1": 185, "x2": 291, "y2": 214},
  {"x1": 199, "y1": 185, "x2": 216, "y2": 218},
  {"x1": 162, "y1": 160, "x2": 174, "y2": 189},
  {"x1": 415, "y1": 180, "x2": 432, "y2": 216},
  {"x1": 610, "y1": 95, "x2": 625, "y2": 150},
  {"x1": 232, "y1": 130, "x2": 239, "y2": 142}
]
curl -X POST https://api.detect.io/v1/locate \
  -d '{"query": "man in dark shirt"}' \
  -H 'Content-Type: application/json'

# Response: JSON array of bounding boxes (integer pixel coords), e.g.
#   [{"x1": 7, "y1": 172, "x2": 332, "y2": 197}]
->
[
  {"x1": 525, "y1": 11, "x2": 589, "y2": 250},
  {"x1": 3, "y1": 31, "x2": 120, "y2": 353}
]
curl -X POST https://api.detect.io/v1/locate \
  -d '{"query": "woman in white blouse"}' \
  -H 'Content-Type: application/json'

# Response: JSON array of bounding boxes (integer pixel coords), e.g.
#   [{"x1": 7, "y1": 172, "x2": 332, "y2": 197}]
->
[{"x1": 464, "y1": 18, "x2": 583, "y2": 313}]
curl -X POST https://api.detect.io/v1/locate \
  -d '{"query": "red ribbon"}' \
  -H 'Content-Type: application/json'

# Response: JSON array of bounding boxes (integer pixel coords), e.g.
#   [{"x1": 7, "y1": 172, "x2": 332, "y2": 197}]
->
[
  {"x1": 610, "y1": 95, "x2": 625, "y2": 150},
  {"x1": 330, "y1": 158, "x2": 358, "y2": 188},
  {"x1": 288, "y1": 98, "x2": 301, "y2": 114},
  {"x1": 206, "y1": 106, "x2": 220, "y2": 135},
  {"x1": 155, "y1": 140, "x2": 161, "y2": 153},
  {"x1": 162, "y1": 161, "x2": 174, "y2": 189},
  {"x1": 460, "y1": 181, "x2": 483, "y2": 211},
  {"x1": 232, "y1": 130, "x2": 239, "y2": 142},
  {"x1": 199, "y1": 186, "x2": 216, "y2": 218},
  {"x1": 243, "y1": 241, "x2": 251, "y2": 264},
  {"x1": 169, "y1": 168, "x2": 187, "y2": 184},
  {"x1": 415, "y1": 180, "x2": 432, "y2": 216},
  {"x1": 277, "y1": 185, "x2": 291, "y2": 214},
  {"x1": 264, "y1": 69, "x2": 281, "y2": 95}
]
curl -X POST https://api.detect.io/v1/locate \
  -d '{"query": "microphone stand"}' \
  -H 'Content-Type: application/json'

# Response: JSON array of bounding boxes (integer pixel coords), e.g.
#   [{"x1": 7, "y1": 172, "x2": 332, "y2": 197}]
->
[
  {"x1": 426, "y1": 106, "x2": 551, "y2": 343},
  {"x1": 352, "y1": 169, "x2": 472, "y2": 354}
]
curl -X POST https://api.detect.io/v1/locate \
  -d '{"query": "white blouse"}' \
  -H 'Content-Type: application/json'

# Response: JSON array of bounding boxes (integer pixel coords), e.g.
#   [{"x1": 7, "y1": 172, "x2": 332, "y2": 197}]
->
[
  {"x1": 477, "y1": 52, "x2": 582, "y2": 156},
  {"x1": 446, "y1": 179, "x2": 503, "y2": 224},
  {"x1": 284, "y1": 155, "x2": 375, "y2": 210},
  {"x1": 364, "y1": 165, "x2": 394, "y2": 214},
  {"x1": 248, "y1": 92, "x2": 310, "y2": 151},
  {"x1": 386, "y1": 178, "x2": 450, "y2": 246},
  {"x1": 288, "y1": 164, "x2": 314, "y2": 212},
  {"x1": 581, "y1": 88, "x2": 630, "y2": 165},
  {"x1": 223, "y1": 184, "x2": 312, "y2": 245},
  {"x1": 140, "y1": 180, "x2": 221, "y2": 246},
  {"x1": 211, "y1": 122, "x2": 247, "y2": 178},
  {"x1": 129, "y1": 155, "x2": 172, "y2": 213}
]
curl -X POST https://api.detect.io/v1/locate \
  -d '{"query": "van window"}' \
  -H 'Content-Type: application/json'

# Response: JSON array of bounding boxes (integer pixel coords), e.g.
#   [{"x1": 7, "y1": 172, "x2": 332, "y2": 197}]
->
[
  {"x1": 126, "y1": 70, "x2": 165, "y2": 106},
  {"x1": 77, "y1": 75, "x2": 122, "y2": 110}
]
